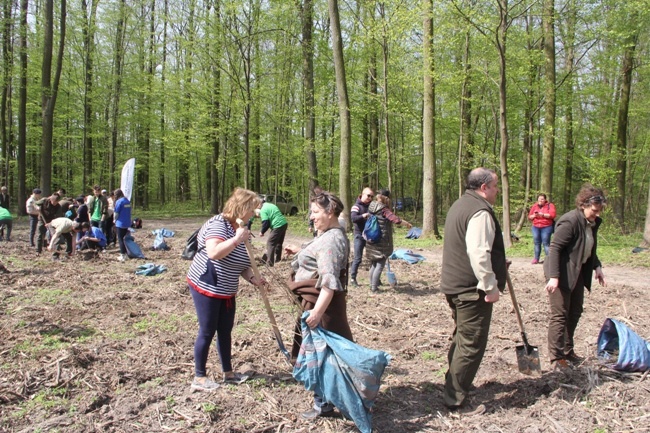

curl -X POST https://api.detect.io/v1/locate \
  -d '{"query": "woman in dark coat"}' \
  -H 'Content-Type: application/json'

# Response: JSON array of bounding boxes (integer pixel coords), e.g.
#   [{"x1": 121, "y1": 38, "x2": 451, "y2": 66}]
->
[
  {"x1": 543, "y1": 185, "x2": 607, "y2": 370},
  {"x1": 365, "y1": 190, "x2": 411, "y2": 293}
]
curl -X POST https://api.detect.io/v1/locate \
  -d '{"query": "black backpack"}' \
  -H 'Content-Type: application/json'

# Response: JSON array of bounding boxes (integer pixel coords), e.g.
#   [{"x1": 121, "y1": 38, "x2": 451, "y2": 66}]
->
[{"x1": 181, "y1": 229, "x2": 200, "y2": 260}]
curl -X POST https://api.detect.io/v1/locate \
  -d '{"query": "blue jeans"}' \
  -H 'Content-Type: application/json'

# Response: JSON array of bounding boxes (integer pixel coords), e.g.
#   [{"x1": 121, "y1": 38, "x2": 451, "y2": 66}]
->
[
  {"x1": 532, "y1": 225, "x2": 553, "y2": 260},
  {"x1": 350, "y1": 235, "x2": 366, "y2": 279}
]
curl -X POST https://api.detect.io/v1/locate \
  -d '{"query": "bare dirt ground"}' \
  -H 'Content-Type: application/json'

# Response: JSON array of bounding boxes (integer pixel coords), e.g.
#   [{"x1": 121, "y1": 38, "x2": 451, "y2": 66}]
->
[{"x1": 1, "y1": 217, "x2": 649, "y2": 433}]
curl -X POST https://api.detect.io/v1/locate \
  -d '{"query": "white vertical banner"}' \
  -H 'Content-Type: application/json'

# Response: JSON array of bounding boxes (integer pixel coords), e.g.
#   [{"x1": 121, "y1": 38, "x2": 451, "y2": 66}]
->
[{"x1": 120, "y1": 158, "x2": 136, "y2": 201}]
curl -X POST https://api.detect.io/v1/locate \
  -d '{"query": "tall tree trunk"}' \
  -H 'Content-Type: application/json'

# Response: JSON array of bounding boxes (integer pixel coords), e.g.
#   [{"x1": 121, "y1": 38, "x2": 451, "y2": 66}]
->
[
  {"x1": 614, "y1": 27, "x2": 638, "y2": 229},
  {"x1": 562, "y1": 0, "x2": 576, "y2": 213},
  {"x1": 209, "y1": 0, "x2": 221, "y2": 214},
  {"x1": 300, "y1": 0, "x2": 318, "y2": 193},
  {"x1": 379, "y1": 3, "x2": 393, "y2": 193},
  {"x1": 515, "y1": 10, "x2": 536, "y2": 233},
  {"x1": 422, "y1": 0, "x2": 438, "y2": 237},
  {"x1": 540, "y1": 0, "x2": 556, "y2": 198},
  {"x1": 40, "y1": 0, "x2": 66, "y2": 195},
  {"x1": 458, "y1": 29, "x2": 472, "y2": 197},
  {"x1": 108, "y1": 0, "x2": 125, "y2": 193},
  {"x1": 17, "y1": 0, "x2": 27, "y2": 214},
  {"x1": 497, "y1": 0, "x2": 511, "y2": 248},
  {"x1": 159, "y1": 0, "x2": 168, "y2": 205},
  {"x1": 1, "y1": 0, "x2": 14, "y2": 188},
  {"x1": 81, "y1": 0, "x2": 97, "y2": 191},
  {"x1": 328, "y1": 0, "x2": 351, "y2": 223}
]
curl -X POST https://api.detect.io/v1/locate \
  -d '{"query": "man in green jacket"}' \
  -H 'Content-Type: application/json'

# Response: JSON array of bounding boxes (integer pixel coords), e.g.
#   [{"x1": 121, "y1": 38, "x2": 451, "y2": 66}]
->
[
  {"x1": 0, "y1": 205, "x2": 12, "y2": 242},
  {"x1": 257, "y1": 200, "x2": 288, "y2": 267}
]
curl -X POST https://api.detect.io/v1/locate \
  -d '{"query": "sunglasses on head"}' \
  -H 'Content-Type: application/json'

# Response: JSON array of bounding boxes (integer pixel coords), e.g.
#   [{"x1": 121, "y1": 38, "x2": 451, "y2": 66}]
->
[{"x1": 587, "y1": 195, "x2": 606, "y2": 205}]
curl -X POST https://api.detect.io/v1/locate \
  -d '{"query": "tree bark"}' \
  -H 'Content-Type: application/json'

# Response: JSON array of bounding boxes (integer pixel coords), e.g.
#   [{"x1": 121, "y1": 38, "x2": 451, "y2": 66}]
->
[
  {"x1": 497, "y1": 0, "x2": 511, "y2": 248},
  {"x1": 17, "y1": 0, "x2": 27, "y2": 215},
  {"x1": 328, "y1": 0, "x2": 351, "y2": 223},
  {"x1": 540, "y1": 0, "x2": 556, "y2": 199},
  {"x1": 422, "y1": 0, "x2": 439, "y2": 238},
  {"x1": 81, "y1": 0, "x2": 97, "y2": 191},
  {"x1": 300, "y1": 0, "x2": 319, "y2": 193},
  {"x1": 108, "y1": 0, "x2": 125, "y2": 193},
  {"x1": 40, "y1": 0, "x2": 66, "y2": 195},
  {"x1": 614, "y1": 27, "x2": 638, "y2": 229}
]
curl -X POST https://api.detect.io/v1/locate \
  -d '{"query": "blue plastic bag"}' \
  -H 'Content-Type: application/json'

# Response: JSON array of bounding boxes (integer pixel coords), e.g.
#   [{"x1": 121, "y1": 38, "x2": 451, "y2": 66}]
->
[
  {"x1": 597, "y1": 318, "x2": 650, "y2": 372},
  {"x1": 390, "y1": 249, "x2": 426, "y2": 264},
  {"x1": 293, "y1": 312, "x2": 391, "y2": 433},
  {"x1": 124, "y1": 234, "x2": 146, "y2": 259}
]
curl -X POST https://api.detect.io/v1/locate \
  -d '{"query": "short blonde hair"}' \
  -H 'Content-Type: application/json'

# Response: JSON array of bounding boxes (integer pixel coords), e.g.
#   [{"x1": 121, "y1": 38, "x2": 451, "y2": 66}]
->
[{"x1": 222, "y1": 188, "x2": 261, "y2": 221}]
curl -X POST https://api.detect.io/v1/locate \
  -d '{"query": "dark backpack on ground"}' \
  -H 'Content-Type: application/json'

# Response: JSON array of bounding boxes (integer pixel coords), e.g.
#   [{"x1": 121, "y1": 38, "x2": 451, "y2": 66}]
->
[
  {"x1": 181, "y1": 229, "x2": 200, "y2": 260},
  {"x1": 131, "y1": 217, "x2": 143, "y2": 229},
  {"x1": 363, "y1": 213, "x2": 382, "y2": 243}
]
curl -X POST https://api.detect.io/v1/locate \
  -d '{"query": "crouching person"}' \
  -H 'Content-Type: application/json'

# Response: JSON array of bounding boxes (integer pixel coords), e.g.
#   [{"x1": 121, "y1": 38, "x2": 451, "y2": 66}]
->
[
  {"x1": 78, "y1": 222, "x2": 107, "y2": 252},
  {"x1": 47, "y1": 217, "x2": 82, "y2": 259}
]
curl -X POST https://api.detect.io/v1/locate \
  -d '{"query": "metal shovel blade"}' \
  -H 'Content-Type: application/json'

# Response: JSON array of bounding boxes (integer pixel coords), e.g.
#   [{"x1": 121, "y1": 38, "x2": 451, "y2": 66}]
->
[
  {"x1": 515, "y1": 342, "x2": 541, "y2": 375},
  {"x1": 507, "y1": 271, "x2": 542, "y2": 375}
]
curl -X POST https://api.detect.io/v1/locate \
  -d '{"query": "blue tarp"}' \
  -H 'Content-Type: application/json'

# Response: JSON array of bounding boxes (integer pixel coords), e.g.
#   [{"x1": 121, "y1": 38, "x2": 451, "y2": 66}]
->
[
  {"x1": 293, "y1": 312, "x2": 391, "y2": 433},
  {"x1": 389, "y1": 249, "x2": 426, "y2": 264},
  {"x1": 597, "y1": 318, "x2": 650, "y2": 372},
  {"x1": 405, "y1": 227, "x2": 422, "y2": 239},
  {"x1": 135, "y1": 263, "x2": 168, "y2": 276},
  {"x1": 151, "y1": 228, "x2": 175, "y2": 251}
]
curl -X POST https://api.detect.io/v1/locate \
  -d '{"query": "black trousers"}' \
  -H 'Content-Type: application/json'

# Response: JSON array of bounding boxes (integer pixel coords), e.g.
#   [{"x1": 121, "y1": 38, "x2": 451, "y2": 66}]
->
[{"x1": 266, "y1": 223, "x2": 288, "y2": 267}]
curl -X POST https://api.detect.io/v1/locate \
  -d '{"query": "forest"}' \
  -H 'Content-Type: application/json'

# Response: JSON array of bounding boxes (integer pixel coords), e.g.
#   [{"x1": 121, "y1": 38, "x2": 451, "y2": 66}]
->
[{"x1": 0, "y1": 0, "x2": 649, "y2": 239}]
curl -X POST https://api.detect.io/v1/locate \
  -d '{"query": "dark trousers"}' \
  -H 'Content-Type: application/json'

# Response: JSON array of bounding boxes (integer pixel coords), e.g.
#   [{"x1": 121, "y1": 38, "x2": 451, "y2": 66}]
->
[
  {"x1": 547, "y1": 277, "x2": 585, "y2": 362},
  {"x1": 29, "y1": 215, "x2": 39, "y2": 246},
  {"x1": 104, "y1": 217, "x2": 114, "y2": 245},
  {"x1": 0, "y1": 218, "x2": 12, "y2": 241},
  {"x1": 266, "y1": 223, "x2": 288, "y2": 267},
  {"x1": 190, "y1": 286, "x2": 236, "y2": 377},
  {"x1": 350, "y1": 235, "x2": 366, "y2": 279},
  {"x1": 79, "y1": 239, "x2": 101, "y2": 251},
  {"x1": 52, "y1": 232, "x2": 73, "y2": 255},
  {"x1": 116, "y1": 227, "x2": 129, "y2": 255},
  {"x1": 444, "y1": 290, "x2": 493, "y2": 407},
  {"x1": 36, "y1": 220, "x2": 52, "y2": 253}
]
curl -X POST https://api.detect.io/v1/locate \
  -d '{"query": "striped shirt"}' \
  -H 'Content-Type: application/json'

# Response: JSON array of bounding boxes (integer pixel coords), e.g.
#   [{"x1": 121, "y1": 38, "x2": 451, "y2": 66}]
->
[{"x1": 187, "y1": 215, "x2": 250, "y2": 298}]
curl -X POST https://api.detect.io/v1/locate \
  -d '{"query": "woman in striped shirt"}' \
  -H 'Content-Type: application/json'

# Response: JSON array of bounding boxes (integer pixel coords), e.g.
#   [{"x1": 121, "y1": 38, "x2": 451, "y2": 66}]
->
[{"x1": 187, "y1": 188, "x2": 263, "y2": 391}]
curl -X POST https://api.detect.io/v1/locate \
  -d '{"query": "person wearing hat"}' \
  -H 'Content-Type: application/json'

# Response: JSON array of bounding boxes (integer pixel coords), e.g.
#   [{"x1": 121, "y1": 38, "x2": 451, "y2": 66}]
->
[
  {"x1": 26, "y1": 188, "x2": 43, "y2": 247},
  {"x1": 364, "y1": 189, "x2": 412, "y2": 293}
]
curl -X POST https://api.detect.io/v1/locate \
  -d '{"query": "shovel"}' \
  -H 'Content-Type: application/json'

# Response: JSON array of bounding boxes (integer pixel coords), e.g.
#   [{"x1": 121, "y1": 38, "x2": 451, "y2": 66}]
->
[
  {"x1": 386, "y1": 260, "x2": 397, "y2": 288},
  {"x1": 506, "y1": 271, "x2": 542, "y2": 375}
]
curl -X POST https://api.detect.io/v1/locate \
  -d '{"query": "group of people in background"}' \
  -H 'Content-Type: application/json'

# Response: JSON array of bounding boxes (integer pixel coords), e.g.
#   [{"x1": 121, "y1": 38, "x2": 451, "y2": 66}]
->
[
  {"x1": 184, "y1": 170, "x2": 609, "y2": 421},
  {"x1": 0, "y1": 185, "x2": 131, "y2": 261}
]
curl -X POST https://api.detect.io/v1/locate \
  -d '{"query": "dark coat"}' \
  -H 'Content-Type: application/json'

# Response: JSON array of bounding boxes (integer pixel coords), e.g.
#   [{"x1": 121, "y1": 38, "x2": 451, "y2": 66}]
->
[{"x1": 544, "y1": 208, "x2": 602, "y2": 292}]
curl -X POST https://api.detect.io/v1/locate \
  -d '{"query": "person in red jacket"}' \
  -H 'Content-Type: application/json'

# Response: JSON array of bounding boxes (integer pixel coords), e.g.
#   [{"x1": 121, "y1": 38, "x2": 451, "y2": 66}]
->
[{"x1": 528, "y1": 193, "x2": 556, "y2": 264}]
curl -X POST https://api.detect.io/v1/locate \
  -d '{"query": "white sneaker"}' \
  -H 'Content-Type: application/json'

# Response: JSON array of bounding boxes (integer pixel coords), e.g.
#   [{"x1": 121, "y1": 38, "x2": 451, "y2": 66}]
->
[{"x1": 118, "y1": 254, "x2": 127, "y2": 262}]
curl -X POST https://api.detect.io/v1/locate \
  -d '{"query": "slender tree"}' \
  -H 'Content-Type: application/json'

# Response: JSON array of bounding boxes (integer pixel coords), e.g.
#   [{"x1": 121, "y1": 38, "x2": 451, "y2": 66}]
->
[
  {"x1": 540, "y1": 0, "x2": 556, "y2": 198},
  {"x1": 422, "y1": 0, "x2": 439, "y2": 237},
  {"x1": 40, "y1": 0, "x2": 66, "y2": 195},
  {"x1": 328, "y1": 0, "x2": 351, "y2": 221},
  {"x1": 17, "y1": 0, "x2": 27, "y2": 214}
]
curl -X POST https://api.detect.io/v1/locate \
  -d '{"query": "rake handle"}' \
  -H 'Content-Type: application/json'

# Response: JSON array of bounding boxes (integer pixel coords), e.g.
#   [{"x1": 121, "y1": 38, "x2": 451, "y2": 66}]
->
[{"x1": 236, "y1": 219, "x2": 290, "y2": 361}]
